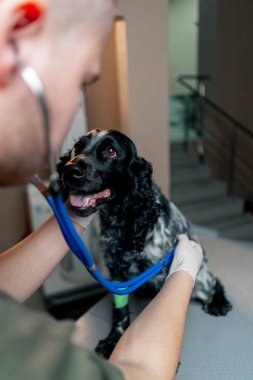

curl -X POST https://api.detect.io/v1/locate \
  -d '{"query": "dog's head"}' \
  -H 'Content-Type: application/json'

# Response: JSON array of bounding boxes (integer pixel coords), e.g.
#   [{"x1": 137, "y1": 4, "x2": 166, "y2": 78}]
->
[{"x1": 57, "y1": 129, "x2": 153, "y2": 217}]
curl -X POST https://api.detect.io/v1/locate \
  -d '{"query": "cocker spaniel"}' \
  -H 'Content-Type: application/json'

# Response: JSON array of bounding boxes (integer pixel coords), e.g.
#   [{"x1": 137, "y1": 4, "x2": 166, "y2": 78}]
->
[{"x1": 57, "y1": 129, "x2": 232, "y2": 358}]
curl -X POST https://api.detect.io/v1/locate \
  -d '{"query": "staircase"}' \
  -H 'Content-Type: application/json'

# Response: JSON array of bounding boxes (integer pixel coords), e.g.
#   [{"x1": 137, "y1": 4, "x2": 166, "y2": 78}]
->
[{"x1": 171, "y1": 143, "x2": 253, "y2": 242}]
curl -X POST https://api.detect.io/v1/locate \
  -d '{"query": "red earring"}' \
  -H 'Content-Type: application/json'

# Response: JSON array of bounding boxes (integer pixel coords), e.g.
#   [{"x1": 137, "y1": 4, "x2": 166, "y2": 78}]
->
[{"x1": 14, "y1": 2, "x2": 42, "y2": 30}]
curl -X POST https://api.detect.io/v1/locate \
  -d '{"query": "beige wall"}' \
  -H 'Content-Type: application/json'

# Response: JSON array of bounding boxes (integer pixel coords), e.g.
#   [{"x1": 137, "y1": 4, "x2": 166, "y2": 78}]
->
[
  {"x1": 85, "y1": 21, "x2": 121, "y2": 132},
  {"x1": 85, "y1": 0, "x2": 170, "y2": 196},
  {"x1": 169, "y1": 0, "x2": 199, "y2": 96},
  {"x1": 199, "y1": 1, "x2": 253, "y2": 196}
]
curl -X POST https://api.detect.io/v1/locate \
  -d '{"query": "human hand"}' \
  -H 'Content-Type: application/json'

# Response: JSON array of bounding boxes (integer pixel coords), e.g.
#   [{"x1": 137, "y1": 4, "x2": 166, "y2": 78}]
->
[{"x1": 166, "y1": 234, "x2": 203, "y2": 285}]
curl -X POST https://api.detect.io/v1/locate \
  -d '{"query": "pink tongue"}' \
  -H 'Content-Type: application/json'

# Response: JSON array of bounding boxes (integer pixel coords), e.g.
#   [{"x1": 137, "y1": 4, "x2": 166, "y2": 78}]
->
[
  {"x1": 69, "y1": 189, "x2": 111, "y2": 208},
  {"x1": 69, "y1": 194, "x2": 89, "y2": 208}
]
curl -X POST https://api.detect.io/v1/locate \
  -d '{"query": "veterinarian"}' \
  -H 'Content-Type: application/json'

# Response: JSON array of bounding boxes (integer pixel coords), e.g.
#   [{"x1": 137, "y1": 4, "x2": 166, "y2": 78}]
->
[{"x1": 0, "y1": 1, "x2": 203, "y2": 379}]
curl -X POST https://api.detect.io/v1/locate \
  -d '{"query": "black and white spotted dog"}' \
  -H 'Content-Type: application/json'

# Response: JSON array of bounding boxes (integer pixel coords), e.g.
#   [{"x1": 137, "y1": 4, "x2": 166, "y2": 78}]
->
[{"x1": 57, "y1": 129, "x2": 232, "y2": 358}]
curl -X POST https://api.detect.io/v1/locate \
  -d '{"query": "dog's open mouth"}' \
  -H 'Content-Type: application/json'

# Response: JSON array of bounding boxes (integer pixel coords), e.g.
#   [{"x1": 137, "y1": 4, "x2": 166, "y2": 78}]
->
[{"x1": 69, "y1": 188, "x2": 111, "y2": 209}]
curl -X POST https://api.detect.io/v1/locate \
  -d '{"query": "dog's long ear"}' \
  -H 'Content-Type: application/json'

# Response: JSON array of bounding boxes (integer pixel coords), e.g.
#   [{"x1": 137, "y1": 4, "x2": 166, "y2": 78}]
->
[
  {"x1": 128, "y1": 157, "x2": 153, "y2": 198},
  {"x1": 123, "y1": 157, "x2": 160, "y2": 253}
]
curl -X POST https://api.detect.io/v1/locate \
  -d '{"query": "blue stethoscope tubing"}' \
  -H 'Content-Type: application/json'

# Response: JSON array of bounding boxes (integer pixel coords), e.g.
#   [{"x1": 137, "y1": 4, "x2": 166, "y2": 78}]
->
[{"x1": 45, "y1": 191, "x2": 175, "y2": 295}]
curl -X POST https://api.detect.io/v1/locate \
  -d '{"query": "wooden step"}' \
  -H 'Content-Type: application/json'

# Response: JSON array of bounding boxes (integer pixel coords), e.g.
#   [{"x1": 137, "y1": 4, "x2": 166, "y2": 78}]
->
[
  {"x1": 180, "y1": 196, "x2": 243, "y2": 225},
  {"x1": 171, "y1": 179, "x2": 226, "y2": 206},
  {"x1": 171, "y1": 165, "x2": 210, "y2": 185}
]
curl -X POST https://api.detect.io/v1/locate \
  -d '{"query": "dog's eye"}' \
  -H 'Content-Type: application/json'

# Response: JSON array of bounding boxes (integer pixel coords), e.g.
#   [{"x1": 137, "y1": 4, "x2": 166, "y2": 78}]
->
[{"x1": 104, "y1": 147, "x2": 117, "y2": 158}]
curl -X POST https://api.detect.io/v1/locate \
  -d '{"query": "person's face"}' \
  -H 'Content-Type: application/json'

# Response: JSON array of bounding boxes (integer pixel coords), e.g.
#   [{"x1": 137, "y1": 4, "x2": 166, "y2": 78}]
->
[{"x1": 0, "y1": 0, "x2": 116, "y2": 185}]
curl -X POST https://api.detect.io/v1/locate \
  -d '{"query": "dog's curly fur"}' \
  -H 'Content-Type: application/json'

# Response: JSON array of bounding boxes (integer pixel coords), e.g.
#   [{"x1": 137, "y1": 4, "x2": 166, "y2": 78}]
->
[{"x1": 58, "y1": 128, "x2": 232, "y2": 358}]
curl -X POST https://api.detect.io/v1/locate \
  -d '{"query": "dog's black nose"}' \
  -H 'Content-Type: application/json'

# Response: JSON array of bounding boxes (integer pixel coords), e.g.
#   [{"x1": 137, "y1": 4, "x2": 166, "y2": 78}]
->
[{"x1": 64, "y1": 163, "x2": 84, "y2": 180}]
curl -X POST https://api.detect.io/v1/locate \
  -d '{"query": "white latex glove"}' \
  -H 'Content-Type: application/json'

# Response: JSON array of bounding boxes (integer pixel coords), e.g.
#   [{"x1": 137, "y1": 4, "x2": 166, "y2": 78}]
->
[
  {"x1": 166, "y1": 234, "x2": 203, "y2": 285},
  {"x1": 66, "y1": 202, "x2": 97, "y2": 230}
]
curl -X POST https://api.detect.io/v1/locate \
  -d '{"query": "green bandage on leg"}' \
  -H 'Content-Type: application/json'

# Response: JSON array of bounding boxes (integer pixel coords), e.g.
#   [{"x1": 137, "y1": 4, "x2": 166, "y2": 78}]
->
[{"x1": 113, "y1": 293, "x2": 129, "y2": 309}]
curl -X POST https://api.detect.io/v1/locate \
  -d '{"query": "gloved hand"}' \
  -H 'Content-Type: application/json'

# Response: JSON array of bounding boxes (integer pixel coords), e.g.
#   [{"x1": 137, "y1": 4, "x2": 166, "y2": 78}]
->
[
  {"x1": 166, "y1": 234, "x2": 203, "y2": 285},
  {"x1": 66, "y1": 202, "x2": 97, "y2": 230}
]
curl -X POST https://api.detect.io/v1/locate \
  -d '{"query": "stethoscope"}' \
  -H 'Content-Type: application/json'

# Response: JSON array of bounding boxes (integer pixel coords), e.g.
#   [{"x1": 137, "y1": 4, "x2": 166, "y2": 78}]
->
[{"x1": 21, "y1": 66, "x2": 175, "y2": 295}]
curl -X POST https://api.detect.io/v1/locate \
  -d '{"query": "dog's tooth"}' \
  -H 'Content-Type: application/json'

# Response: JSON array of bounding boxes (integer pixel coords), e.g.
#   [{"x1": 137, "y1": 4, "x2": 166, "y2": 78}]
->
[
  {"x1": 83, "y1": 196, "x2": 90, "y2": 206},
  {"x1": 89, "y1": 198, "x2": 97, "y2": 207}
]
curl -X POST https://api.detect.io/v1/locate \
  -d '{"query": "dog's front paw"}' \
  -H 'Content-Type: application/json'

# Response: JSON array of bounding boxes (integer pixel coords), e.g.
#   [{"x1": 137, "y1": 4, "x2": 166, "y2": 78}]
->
[
  {"x1": 203, "y1": 279, "x2": 232, "y2": 316},
  {"x1": 95, "y1": 332, "x2": 120, "y2": 359},
  {"x1": 95, "y1": 305, "x2": 130, "y2": 358}
]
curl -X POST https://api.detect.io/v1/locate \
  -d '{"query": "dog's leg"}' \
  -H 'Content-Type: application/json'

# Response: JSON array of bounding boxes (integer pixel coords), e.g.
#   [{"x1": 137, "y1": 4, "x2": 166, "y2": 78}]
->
[
  {"x1": 192, "y1": 254, "x2": 232, "y2": 316},
  {"x1": 95, "y1": 294, "x2": 130, "y2": 358}
]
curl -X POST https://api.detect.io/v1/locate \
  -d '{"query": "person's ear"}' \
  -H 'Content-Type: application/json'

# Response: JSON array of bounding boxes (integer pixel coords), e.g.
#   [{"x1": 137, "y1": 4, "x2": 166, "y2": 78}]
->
[{"x1": 0, "y1": 0, "x2": 47, "y2": 87}]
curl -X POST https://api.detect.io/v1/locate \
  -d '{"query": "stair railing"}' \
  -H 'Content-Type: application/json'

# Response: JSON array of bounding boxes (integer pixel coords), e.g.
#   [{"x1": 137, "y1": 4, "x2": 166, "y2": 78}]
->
[{"x1": 177, "y1": 74, "x2": 253, "y2": 198}]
